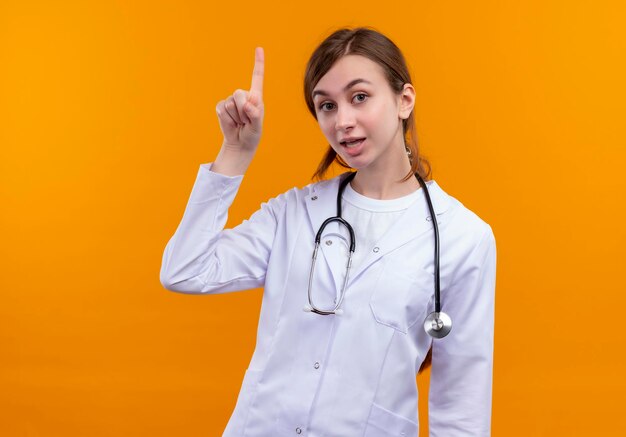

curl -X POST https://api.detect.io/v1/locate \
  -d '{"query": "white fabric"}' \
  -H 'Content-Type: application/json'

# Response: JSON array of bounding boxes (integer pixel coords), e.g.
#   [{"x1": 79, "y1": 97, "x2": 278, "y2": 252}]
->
[
  {"x1": 160, "y1": 163, "x2": 497, "y2": 437},
  {"x1": 340, "y1": 181, "x2": 423, "y2": 284}
]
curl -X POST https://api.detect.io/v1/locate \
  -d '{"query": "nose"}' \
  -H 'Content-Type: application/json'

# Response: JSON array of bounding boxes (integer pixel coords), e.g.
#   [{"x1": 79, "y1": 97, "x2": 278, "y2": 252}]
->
[{"x1": 335, "y1": 104, "x2": 355, "y2": 132}]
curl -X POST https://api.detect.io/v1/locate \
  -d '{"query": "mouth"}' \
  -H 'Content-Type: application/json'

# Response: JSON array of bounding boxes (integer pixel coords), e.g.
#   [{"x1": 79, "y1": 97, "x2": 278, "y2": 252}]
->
[
  {"x1": 339, "y1": 138, "x2": 366, "y2": 157},
  {"x1": 340, "y1": 138, "x2": 366, "y2": 148}
]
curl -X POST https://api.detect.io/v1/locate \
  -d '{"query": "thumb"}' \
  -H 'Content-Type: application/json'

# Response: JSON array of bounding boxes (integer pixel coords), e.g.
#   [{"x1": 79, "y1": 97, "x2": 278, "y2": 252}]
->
[
  {"x1": 247, "y1": 91, "x2": 261, "y2": 107},
  {"x1": 243, "y1": 98, "x2": 263, "y2": 129}
]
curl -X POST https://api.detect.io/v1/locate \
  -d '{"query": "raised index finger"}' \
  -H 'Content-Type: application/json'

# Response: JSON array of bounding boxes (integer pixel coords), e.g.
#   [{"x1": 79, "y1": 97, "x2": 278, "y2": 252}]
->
[{"x1": 250, "y1": 47, "x2": 264, "y2": 98}]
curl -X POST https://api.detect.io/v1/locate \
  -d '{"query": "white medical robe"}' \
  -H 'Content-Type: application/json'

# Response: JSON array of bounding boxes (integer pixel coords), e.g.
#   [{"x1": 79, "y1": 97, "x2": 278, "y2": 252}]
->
[{"x1": 160, "y1": 163, "x2": 497, "y2": 436}]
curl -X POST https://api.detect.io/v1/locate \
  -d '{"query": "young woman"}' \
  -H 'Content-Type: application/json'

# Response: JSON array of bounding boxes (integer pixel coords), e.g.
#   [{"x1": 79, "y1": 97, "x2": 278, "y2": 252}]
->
[{"x1": 161, "y1": 27, "x2": 497, "y2": 437}]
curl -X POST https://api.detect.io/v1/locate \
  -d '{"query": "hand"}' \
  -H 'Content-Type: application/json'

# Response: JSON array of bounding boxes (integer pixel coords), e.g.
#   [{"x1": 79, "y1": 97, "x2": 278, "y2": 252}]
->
[{"x1": 215, "y1": 47, "x2": 265, "y2": 153}]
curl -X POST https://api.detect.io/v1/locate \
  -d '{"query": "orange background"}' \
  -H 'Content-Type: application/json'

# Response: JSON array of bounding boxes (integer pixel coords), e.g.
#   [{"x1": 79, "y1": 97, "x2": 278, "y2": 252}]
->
[{"x1": 1, "y1": 1, "x2": 625, "y2": 435}]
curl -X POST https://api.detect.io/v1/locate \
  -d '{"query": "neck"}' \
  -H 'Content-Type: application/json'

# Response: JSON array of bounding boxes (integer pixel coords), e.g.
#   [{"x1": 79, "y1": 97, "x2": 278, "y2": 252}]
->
[{"x1": 350, "y1": 148, "x2": 420, "y2": 200}]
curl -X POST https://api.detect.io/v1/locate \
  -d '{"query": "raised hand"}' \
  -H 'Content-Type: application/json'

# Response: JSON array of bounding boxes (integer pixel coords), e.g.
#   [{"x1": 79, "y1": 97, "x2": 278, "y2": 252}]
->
[{"x1": 215, "y1": 47, "x2": 265, "y2": 154}]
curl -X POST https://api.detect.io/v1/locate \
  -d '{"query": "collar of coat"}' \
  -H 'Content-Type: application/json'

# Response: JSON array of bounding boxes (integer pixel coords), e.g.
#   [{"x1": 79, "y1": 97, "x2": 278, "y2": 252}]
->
[{"x1": 304, "y1": 172, "x2": 452, "y2": 288}]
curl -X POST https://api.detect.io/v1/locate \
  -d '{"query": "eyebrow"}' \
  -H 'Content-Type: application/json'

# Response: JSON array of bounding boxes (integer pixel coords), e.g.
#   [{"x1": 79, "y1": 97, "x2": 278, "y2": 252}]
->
[{"x1": 312, "y1": 78, "x2": 372, "y2": 99}]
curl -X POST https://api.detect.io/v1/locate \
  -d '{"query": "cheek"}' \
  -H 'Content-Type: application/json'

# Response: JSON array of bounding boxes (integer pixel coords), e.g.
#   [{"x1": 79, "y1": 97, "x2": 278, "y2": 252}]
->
[
  {"x1": 359, "y1": 111, "x2": 383, "y2": 134},
  {"x1": 376, "y1": 102, "x2": 402, "y2": 132},
  {"x1": 318, "y1": 118, "x2": 335, "y2": 141}
]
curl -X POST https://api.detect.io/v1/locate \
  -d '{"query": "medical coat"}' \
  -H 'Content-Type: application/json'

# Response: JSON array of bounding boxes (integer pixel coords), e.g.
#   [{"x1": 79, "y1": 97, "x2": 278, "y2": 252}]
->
[{"x1": 160, "y1": 163, "x2": 497, "y2": 437}]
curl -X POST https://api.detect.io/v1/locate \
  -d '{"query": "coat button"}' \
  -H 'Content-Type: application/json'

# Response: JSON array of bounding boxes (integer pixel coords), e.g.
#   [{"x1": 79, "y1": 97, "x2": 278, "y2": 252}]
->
[
  {"x1": 314, "y1": 362, "x2": 320, "y2": 369},
  {"x1": 373, "y1": 246, "x2": 379, "y2": 253},
  {"x1": 325, "y1": 240, "x2": 332, "y2": 246},
  {"x1": 311, "y1": 196, "x2": 318, "y2": 201},
  {"x1": 296, "y1": 427, "x2": 302, "y2": 434}
]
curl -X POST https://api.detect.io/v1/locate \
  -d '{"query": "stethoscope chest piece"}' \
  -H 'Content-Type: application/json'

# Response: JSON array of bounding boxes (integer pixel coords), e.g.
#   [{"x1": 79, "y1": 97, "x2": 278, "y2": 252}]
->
[{"x1": 424, "y1": 311, "x2": 452, "y2": 338}]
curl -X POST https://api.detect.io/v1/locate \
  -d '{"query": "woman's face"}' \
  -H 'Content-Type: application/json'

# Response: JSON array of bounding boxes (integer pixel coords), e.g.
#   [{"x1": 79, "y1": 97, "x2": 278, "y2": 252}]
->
[{"x1": 312, "y1": 55, "x2": 413, "y2": 173}]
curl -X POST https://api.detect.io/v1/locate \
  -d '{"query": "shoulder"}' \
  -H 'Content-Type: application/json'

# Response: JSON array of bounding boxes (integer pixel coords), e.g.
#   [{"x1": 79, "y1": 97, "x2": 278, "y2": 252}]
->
[
  {"x1": 434, "y1": 180, "x2": 496, "y2": 251},
  {"x1": 258, "y1": 173, "x2": 344, "y2": 212},
  {"x1": 268, "y1": 173, "x2": 343, "y2": 203},
  {"x1": 431, "y1": 182, "x2": 497, "y2": 292},
  {"x1": 302, "y1": 173, "x2": 344, "y2": 196}
]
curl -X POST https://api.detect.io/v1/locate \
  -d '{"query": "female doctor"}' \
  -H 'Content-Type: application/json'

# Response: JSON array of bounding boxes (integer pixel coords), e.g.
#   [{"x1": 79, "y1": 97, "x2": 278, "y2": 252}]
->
[{"x1": 160, "y1": 27, "x2": 497, "y2": 437}]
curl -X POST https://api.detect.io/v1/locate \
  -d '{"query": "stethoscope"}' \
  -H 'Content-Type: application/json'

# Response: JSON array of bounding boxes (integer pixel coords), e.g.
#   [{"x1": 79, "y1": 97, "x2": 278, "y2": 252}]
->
[{"x1": 303, "y1": 171, "x2": 452, "y2": 339}]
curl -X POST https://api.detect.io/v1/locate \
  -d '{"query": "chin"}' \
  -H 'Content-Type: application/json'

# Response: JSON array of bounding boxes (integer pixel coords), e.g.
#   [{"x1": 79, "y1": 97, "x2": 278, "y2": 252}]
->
[
  {"x1": 334, "y1": 150, "x2": 361, "y2": 167},
  {"x1": 341, "y1": 157, "x2": 370, "y2": 171}
]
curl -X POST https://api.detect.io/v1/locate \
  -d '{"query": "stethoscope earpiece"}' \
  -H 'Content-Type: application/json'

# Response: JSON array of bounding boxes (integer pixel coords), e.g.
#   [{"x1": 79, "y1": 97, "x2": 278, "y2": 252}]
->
[{"x1": 424, "y1": 311, "x2": 452, "y2": 338}]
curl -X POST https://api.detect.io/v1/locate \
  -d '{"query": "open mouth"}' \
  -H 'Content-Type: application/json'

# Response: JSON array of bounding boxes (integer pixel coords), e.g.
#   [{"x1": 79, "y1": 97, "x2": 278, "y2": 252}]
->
[{"x1": 340, "y1": 138, "x2": 365, "y2": 148}]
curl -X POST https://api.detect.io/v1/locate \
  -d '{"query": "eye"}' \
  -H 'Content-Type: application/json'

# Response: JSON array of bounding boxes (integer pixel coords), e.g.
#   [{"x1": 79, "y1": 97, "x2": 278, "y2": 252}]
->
[
  {"x1": 353, "y1": 93, "x2": 368, "y2": 103},
  {"x1": 318, "y1": 102, "x2": 335, "y2": 112}
]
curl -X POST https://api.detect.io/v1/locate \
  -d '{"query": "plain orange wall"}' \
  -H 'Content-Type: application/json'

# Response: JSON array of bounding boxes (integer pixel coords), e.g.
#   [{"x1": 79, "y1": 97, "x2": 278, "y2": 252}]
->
[{"x1": 1, "y1": 1, "x2": 625, "y2": 435}]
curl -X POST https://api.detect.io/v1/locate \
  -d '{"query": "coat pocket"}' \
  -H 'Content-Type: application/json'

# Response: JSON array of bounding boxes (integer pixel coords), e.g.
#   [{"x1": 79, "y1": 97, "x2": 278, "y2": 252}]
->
[
  {"x1": 369, "y1": 260, "x2": 434, "y2": 334},
  {"x1": 363, "y1": 402, "x2": 419, "y2": 437}
]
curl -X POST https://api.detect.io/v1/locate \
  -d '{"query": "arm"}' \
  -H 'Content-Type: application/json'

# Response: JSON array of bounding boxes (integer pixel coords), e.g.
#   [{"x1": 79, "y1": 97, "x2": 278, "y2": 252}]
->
[
  {"x1": 159, "y1": 162, "x2": 284, "y2": 294},
  {"x1": 160, "y1": 47, "x2": 270, "y2": 293},
  {"x1": 429, "y1": 226, "x2": 497, "y2": 436}
]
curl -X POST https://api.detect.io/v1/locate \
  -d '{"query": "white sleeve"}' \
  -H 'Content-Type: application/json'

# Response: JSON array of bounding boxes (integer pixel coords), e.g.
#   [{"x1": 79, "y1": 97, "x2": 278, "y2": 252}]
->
[
  {"x1": 428, "y1": 225, "x2": 497, "y2": 436},
  {"x1": 159, "y1": 163, "x2": 285, "y2": 294}
]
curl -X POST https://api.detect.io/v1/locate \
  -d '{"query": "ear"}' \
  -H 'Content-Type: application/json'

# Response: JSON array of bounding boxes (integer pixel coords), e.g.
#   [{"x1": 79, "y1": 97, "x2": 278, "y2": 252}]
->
[{"x1": 398, "y1": 83, "x2": 416, "y2": 120}]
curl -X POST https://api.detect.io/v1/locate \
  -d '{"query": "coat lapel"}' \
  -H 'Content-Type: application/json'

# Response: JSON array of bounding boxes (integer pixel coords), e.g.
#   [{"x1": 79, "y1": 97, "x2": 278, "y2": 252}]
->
[{"x1": 346, "y1": 179, "x2": 451, "y2": 286}]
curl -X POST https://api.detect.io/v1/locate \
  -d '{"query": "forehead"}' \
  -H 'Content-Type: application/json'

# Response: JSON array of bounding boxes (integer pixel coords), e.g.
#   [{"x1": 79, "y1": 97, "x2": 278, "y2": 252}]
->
[{"x1": 312, "y1": 55, "x2": 387, "y2": 97}]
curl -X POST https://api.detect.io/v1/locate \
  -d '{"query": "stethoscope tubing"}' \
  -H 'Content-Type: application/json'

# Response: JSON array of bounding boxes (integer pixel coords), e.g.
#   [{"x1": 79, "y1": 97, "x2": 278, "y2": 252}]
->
[
  {"x1": 415, "y1": 173, "x2": 441, "y2": 314},
  {"x1": 305, "y1": 171, "x2": 451, "y2": 338}
]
